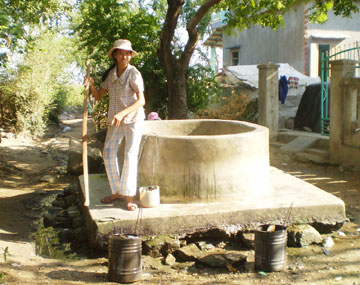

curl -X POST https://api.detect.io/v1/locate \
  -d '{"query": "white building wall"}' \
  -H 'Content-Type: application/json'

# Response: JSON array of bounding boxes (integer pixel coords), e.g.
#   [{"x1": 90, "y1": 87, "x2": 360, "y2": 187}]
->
[
  {"x1": 223, "y1": 5, "x2": 306, "y2": 72},
  {"x1": 306, "y1": 4, "x2": 360, "y2": 76},
  {"x1": 222, "y1": 2, "x2": 360, "y2": 75}
]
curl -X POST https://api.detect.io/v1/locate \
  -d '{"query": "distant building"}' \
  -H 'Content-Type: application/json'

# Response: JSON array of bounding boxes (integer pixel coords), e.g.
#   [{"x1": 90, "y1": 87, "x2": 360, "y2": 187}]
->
[{"x1": 203, "y1": 2, "x2": 360, "y2": 76}]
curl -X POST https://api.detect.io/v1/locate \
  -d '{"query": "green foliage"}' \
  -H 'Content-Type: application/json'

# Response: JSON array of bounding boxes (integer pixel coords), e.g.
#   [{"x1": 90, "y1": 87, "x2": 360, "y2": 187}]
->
[
  {"x1": 187, "y1": 64, "x2": 220, "y2": 112},
  {"x1": 0, "y1": 80, "x2": 17, "y2": 129},
  {"x1": 196, "y1": 90, "x2": 249, "y2": 121},
  {"x1": 92, "y1": 93, "x2": 109, "y2": 130},
  {"x1": 1, "y1": 247, "x2": 9, "y2": 263},
  {"x1": 48, "y1": 84, "x2": 84, "y2": 123},
  {"x1": 180, "y1": 1, "x2": 212, "y2": 36},
  {"x1": 73, "y1": 0, "x2": 166, "y2": 127},
  {"x1": 195, "y1": 86, "x2": 258, "y2": 123},
  {"x1": 0, "y1": 0, "x2": 66, "y2": 67},
  {"x1": 240, "y1": 97, "x2": 258, "y2": 123},
  {"x1": 34, "y1": 225, "x2": 73, "y2": 258},
  {"x1": 73, "y1": 0, "x2": 163, "y2": 81},
  {"x1": 69, "y1": 0, "x2": 359, "y2": 121},
  {"x1": 0, "y1": 31, "x2": 80, "y2": 135},
  {"x1": 221, "y1": 0, "x2": 359, "y2": 32}
]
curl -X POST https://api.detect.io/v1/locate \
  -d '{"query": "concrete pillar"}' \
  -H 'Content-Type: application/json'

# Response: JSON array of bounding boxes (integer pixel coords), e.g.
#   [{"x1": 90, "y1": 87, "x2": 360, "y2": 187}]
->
[
  {"x1": 210, "y1": 46, "x2": 216, "y2": 72},
  {"x1": 329, "y1": 59, "x2": 356, "y2": 163},
  {"x1": 257, "y1": 63, "x2": 279, "y2": 138}
]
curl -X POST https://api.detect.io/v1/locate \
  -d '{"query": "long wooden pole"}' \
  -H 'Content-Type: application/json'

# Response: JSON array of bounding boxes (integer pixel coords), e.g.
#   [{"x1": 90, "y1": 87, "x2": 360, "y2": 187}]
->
[{"x1": 83, "y1": 60, "x2": 91, "y2": 206}]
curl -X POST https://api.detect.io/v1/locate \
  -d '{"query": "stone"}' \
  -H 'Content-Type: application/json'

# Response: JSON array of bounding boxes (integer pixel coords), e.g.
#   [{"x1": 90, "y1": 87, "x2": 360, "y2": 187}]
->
[
  {"x1": 311, "y1": 222, "x2": 345, "y2": 234},
  {"x1": 58, "y1": 228, "x2": 73, "y2": 242},
  {"x1": 67, "y1": 138, "x2": 105, "y2": 175},
  {"x1": 197, "y1": 251, "x2": 247, "y2": 268},
  {"x1": 73, "y1": 227, "x2": 87, "y2": 244},
  {"x1": 323, "y1": 236, "x2": 335, "y2": 249},
  {"x1": 142, "y1": 255, "x2": 169, "y2": 271},
  {"x1": 237, "y1": 232, "x2": 255, "y2": 249},
  {"x1": 163, "y1": 238, "x2": 181, "y2": 255},
  {"x1": 72, "y1": 216, "x2": 84, "y2": 229},
  {"x1": 197, "y1": 253, "x2": 227, "y2": 268},
  {"x1": 284, "y1": 118, "x2": 295, "y2": 129},
  {"x1": 40, "y1": 175, "x2": 56, "y2": 183},
  {"x1": 54, "y1": 216, "x2": 70, "y2": 228},
  {"x1": 143, "y1": 235, "x2": 180, "y2": 258},
  {"x1": 174, "y1": 243, "x2": 203, "y2": 262},
  {"x1": 52, "y1": 199, "x2": 66, "y2": 208},
  {"x1": 43, "y1": 212, "x2": 57, "y2": 227},
  {"x1": 287, "y1": 224, "x2": 323, "y2": 247},
  {"x1": 64, "y1": 194, "x2": 78, "y2": 206},
  {"x1": 64, "y1": 184, "x2": 78, "y2": 195},
  {"x1": 188, "y1": 228, "x2": 229, "y2": 241},
  {"x1": 67, "y1": 206, "x2": 81, "y2": 219},
  {"x1": 164, "y1": 253, "x2": 176, "y2": 266},
  {"x1": 48, "y1": 206, "x2": 64, "y2": 214},
  {"x1": 196, "y1": 241, "x2": 215, "y2": 251},
  {"x1": 295, "y1": 153, "x2": 329, "y2": 165}
]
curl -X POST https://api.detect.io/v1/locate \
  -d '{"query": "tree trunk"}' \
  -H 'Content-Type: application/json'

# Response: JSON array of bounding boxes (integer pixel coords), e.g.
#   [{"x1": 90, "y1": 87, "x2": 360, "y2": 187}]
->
[
  {"x1": 158, "y1": 0, "x2": 221, "y2": 119},
  {"x1": 167, "y1": 65, "x2": 188, "y2": 119}
]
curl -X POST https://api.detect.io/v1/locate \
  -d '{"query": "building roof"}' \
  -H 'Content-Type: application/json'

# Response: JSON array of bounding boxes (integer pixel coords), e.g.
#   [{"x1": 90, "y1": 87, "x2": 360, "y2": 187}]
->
[{"x1": 203, "y1": 26, "x2": 224, "y2": 47}]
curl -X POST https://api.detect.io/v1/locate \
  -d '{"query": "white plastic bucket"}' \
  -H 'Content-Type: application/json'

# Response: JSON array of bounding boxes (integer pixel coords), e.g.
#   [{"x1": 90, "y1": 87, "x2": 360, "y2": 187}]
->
[{"x1": 139, "y1": 186, "x2": 160, "y2": 208}]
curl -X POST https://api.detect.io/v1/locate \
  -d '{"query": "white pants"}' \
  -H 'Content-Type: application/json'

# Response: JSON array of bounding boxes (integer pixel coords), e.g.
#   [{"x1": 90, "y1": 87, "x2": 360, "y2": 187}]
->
[{"x1": 103, "y1": 122, "x2": 143, "y2": 197}]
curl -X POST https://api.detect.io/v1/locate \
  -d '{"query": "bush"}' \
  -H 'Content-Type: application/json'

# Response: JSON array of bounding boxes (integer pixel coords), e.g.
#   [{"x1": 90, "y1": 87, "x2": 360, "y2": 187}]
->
[
  {"x1": 187, "y1": 64, "x2": 220, "y2": 113},
  {"x1": 0, "y1": 32, "x2": 78, "y2": 136},
  {"x1": 196, "y1": 89, "x2": 249, "y2": 121}
]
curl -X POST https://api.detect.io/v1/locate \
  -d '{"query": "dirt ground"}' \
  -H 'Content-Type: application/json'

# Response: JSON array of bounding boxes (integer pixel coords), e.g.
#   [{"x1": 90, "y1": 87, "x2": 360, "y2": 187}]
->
[{"x1": 0, "y1": 117, "x2": 360, "y2": 284}]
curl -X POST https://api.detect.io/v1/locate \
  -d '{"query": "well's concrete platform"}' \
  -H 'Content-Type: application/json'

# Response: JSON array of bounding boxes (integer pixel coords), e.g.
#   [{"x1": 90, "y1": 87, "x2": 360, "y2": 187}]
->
[{"x1": 79, "y1": 167, "x2": 345, "y2": 241}]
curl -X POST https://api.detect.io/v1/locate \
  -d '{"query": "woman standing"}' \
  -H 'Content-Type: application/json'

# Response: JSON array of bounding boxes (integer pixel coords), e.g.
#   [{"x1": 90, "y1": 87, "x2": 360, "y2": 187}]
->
[{"x1": 85, "y1": 39, "x2": 145, "y2": 211}]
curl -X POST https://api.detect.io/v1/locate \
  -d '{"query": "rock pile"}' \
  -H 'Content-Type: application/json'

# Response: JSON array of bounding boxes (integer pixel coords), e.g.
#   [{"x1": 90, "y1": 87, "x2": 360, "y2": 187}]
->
[
  {"x1": 27, "y1": 182, "x2": 339, "y2": 274},
  {"x1": 27, "y1": 184, "x2": 89, "y2": 259}
]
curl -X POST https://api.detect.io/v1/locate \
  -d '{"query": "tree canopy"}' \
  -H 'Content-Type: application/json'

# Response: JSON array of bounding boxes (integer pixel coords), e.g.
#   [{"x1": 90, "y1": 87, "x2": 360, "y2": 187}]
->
[
  {"x1": 158, "y1": 0, "x2": 359, "y2": 118},
  {"x1": 0, "y1": 0, "x2": 82, "y2": 135},
  {"x1": 0, "y1": 0, "x2": 67, "y2": 67},
  {"x1": 1, "y1": 0, "x2": 359, "y2": 134}
]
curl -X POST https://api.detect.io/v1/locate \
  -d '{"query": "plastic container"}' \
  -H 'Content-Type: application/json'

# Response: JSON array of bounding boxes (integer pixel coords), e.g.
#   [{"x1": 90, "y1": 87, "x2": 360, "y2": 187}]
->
[
  {"x1": 108, "y1": 234, "x2": 142, "y2": 283},
  {"x1": 139, "y1": 186, "x2": 160, "y2": 208}
]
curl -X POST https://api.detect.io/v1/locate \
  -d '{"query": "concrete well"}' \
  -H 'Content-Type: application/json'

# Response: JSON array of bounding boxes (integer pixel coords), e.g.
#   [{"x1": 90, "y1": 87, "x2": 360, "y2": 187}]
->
[{"x1": 133, "y1": 119, "x2": 271, "y2": 203}]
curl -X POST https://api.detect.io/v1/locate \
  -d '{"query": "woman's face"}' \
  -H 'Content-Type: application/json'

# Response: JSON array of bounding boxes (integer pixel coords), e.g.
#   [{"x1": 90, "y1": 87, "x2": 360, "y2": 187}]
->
[{"x1": 113, "y1": 49, "x2": 132, "y2": 67}]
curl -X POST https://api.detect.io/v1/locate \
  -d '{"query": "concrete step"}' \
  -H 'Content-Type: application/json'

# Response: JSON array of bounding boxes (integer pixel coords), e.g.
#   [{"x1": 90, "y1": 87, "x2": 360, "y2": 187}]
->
[
  {"x1": 79, "y1": 168, "x2": 346, "y2": 244},
  {"x1": 303, "y1": 148, "x2": 330, "y2": 159},
  {"x1": 276, "y1": 130, "x2": 329, "y2": 149},
  {"x1": 270, "y1": 141, "x2": 285, "y2": 149},
  {"x1": 280, "y1": 136, "x2": 319, "y2": 153}
]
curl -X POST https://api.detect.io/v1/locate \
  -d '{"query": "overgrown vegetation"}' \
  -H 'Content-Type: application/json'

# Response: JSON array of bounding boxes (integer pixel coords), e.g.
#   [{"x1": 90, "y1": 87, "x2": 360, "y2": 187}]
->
[
  {"x1": 0, "y1": 32, "x2": 83, "y2": 136},
  {"x1": 72, "y1": 0, "x2": 166, "y2": 129},
  {"x1": 196, "y1": 89, "x2": 258, "y2": 122},
  {"x1": 1, "y1": 0, "x2": 358, "y2": 134},
  {"x1": 187, "y1": 64, "x2": 220, "y2": 113}
]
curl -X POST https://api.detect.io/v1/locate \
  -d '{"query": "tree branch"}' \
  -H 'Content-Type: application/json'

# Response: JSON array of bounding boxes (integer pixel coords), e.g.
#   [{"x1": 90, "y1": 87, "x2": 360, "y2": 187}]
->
[
  {"x1": 187, "y1": 0, "x2": 222, "y2": 32},
  {"x1": 182, "y1": 0, "x2": 222, "y2": 67},
  {"x1": 158, "y1": 0, "x2": 184, "y2": 70}
]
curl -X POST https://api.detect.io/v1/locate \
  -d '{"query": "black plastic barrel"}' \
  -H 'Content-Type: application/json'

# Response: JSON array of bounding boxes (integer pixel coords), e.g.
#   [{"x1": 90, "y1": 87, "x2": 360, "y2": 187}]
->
[
  {"x1": 108, "y1": 234, "x2": 142, "y2": 283},
  {"x1": 255, "y1": 225, "x2": 287, "y2": 272}
]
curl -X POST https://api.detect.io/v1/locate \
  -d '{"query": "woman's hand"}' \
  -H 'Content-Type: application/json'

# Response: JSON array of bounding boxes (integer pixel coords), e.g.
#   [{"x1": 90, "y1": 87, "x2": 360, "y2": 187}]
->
[
  {"x1": 83, "y1": 76, "x2": 94, "y2": 88},
  {"x1": 111, "y1": 112, "x2": 125, "y2": 127}
]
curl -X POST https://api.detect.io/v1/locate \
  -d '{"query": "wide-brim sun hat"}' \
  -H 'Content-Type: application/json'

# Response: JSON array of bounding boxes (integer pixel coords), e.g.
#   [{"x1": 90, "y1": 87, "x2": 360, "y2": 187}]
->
[{"x1": 108, "y1": 39, "x2": 137, "y2": 58}]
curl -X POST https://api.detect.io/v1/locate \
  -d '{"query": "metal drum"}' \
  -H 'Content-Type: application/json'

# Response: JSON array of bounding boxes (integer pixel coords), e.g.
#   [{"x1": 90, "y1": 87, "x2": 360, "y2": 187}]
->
[
  {"x1": 108, "y1": 234, "x2": 142, "y2": 283},
  {"x1": 255, "y1": 225, "x2": 287, "y2": 272}
]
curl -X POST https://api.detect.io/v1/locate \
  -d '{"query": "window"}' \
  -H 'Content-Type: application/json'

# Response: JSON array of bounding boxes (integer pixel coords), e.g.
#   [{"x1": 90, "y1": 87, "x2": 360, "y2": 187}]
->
[{"x1": 231, "y1": 49, "x2": 240, "y2": 66}]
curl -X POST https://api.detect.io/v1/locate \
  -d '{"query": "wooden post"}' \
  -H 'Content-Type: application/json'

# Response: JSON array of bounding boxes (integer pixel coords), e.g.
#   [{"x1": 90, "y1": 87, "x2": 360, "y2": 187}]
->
[{"x1": 83, "y1": 60, "x2": 90, "y2": 206}]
